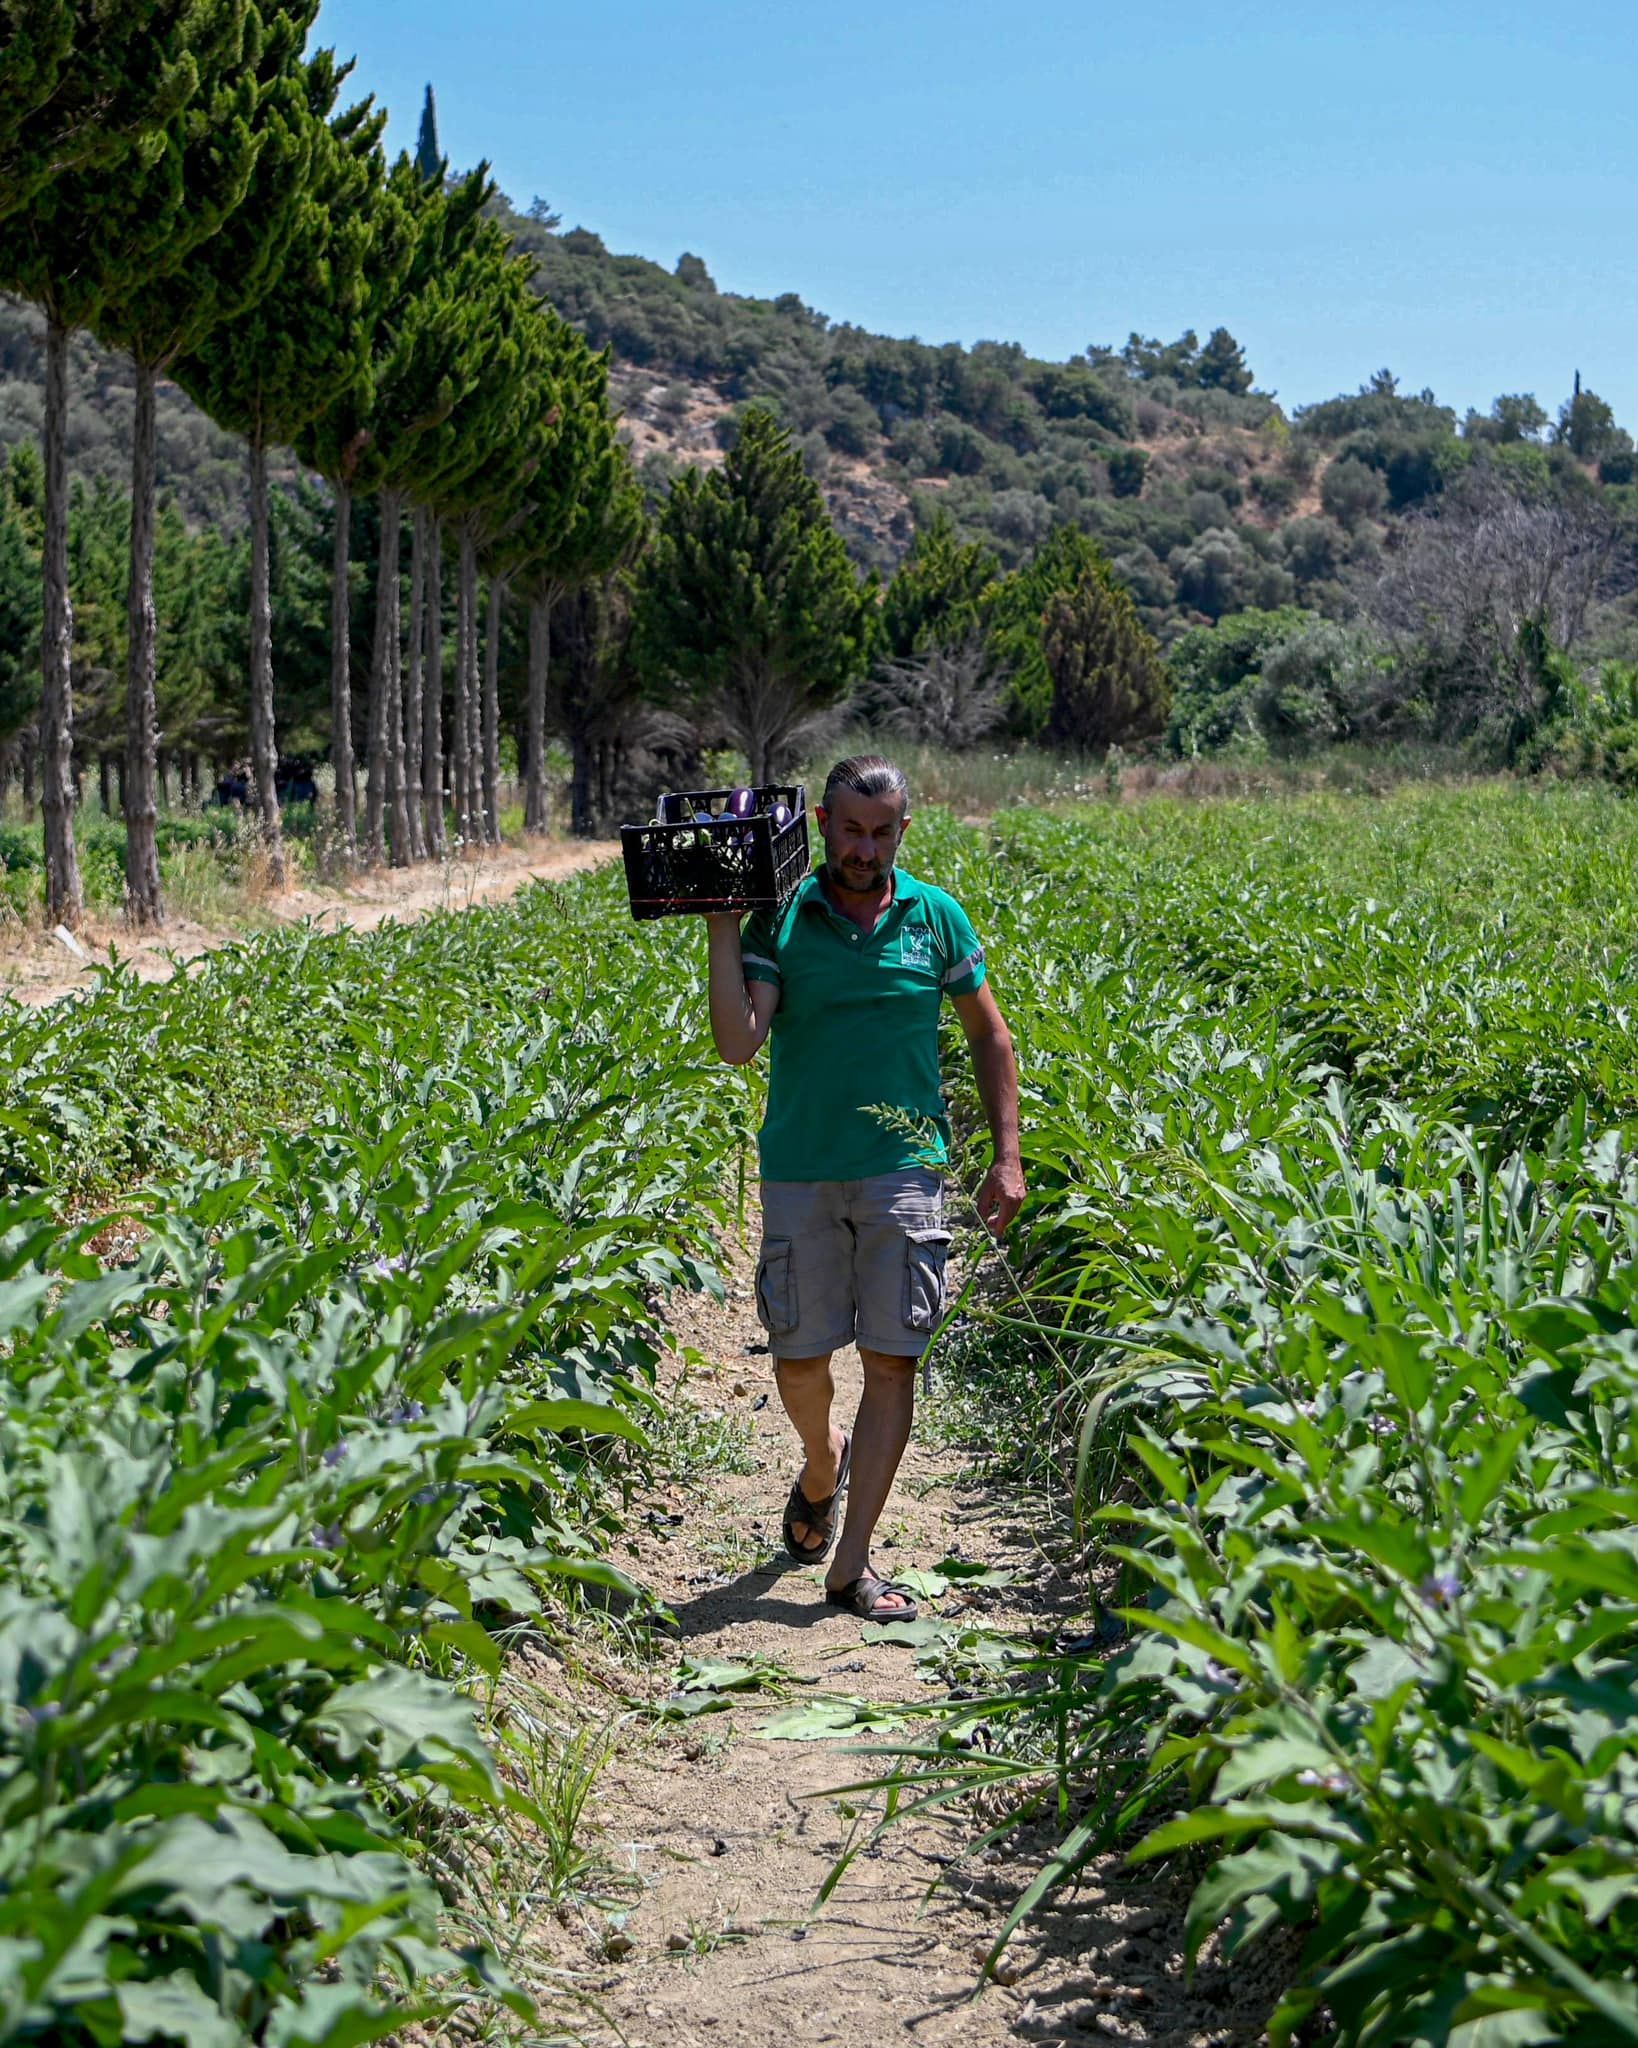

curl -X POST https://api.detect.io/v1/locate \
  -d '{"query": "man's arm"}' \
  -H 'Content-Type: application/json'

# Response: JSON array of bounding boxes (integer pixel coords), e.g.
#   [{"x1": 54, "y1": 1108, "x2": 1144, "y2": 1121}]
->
[
  {"x1": 705, "y1": 912, "x2": 780, "y2": 1065},
  {"x1": 950, "y1": 982, "x2": 1025, "y2": 1237}
]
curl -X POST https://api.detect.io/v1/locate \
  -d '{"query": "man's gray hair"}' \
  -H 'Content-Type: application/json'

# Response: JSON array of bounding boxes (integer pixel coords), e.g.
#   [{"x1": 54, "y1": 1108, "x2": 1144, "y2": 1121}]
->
[{"x1": 822, "y1": 754, "x2": 911, "y2": 811}]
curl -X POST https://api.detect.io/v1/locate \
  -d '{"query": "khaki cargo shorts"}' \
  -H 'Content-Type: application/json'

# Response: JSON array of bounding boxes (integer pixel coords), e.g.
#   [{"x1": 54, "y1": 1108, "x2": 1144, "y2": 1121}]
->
[{"x1": 754, "y1": 1169, "x2": 952, "y2": 1361}]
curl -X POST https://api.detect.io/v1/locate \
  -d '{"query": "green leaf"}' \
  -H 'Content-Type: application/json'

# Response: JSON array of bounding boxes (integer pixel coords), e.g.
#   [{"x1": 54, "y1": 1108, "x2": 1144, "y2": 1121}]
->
[{"x1": 118, "y1": 1974, "x2": 244, "y2": 2048}]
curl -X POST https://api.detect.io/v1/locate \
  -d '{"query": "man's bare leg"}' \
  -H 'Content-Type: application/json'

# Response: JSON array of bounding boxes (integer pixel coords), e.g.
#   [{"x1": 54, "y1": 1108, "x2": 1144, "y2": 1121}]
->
[
  {"x1": 826, "y1": 1348, "x2": 915, "y2": 1612},
  {"x1": 773, "y1": 1353, "x2": 846, "y2": 1550}
]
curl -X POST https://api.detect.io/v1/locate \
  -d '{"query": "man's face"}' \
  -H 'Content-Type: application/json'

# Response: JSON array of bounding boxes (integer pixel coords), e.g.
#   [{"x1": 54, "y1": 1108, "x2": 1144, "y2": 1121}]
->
[{"x1": 816, "y1": 786, "x2": 910, "y2": 895}]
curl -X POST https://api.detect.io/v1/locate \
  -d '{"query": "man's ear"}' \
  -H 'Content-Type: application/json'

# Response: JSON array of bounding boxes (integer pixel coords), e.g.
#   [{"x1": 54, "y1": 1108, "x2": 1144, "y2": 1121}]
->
[
  {"x1": 814, "y1": 803, "x2": 829, "y2": 831},
  {"x1": 898, "y1": 812, "x2": 913, "y2": 840}
]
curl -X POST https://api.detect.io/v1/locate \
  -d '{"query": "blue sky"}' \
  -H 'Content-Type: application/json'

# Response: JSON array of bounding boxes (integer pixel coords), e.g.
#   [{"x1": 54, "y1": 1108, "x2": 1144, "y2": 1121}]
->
[{"x1": 320, "y1": 0, "x2": 1637, "y2": 428}]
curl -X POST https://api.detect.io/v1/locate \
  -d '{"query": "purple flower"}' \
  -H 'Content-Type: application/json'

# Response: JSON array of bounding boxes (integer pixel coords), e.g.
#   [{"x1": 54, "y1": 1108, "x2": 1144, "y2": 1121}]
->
[
  {"x1": 21, "y1": 1702, "x2": 62, "y2": 1729},
  {"x1": 312, "y1": 1523, "x2": 343, "y2": 1551},
  {"x1": 1421, "y1": 1570, "x2": 1462, "y2": 1606},
  {"x1": 411, "y1": 1485, "x2": 441, "y2": 1507},
  {"x1": 387, "y1": 1401, "x2": 425, "y2": 1425},
  {"x1": 1297, "y1": 1767, "x2": 1350, "y2": 1794},
  {"x1": 1202, "y1": 1659, "x2": 1238, "y2": 1691},
  {"x1": 322, "y1": 1440, "x2": 349, "y2": 1468}
]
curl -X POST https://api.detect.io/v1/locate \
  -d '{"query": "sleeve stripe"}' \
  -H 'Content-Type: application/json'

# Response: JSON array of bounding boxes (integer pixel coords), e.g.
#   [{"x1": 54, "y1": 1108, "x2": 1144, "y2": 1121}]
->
[
  {"x1": 742, "y1": 953, "x2": 781, "y2": 974},
  {"x1": 943, "y1": 947, "x2": 985, "y2": 987}
]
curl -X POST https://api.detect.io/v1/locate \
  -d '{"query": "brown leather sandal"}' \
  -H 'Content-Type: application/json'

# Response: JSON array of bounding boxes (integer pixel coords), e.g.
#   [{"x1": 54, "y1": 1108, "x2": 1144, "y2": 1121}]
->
[
  {"x1": 823, "y1": 1574, "x2": 919, "y2": 1622},
  {"x1": 780, "y1": 1434, "x2": 851, "y2": 1563}
]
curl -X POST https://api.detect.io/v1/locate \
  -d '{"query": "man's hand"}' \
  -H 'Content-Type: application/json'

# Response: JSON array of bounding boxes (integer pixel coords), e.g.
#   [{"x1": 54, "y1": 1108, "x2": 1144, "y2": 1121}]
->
[{"x1": 973, "y1": 1154, "x2": 1026, "y2": 1238}]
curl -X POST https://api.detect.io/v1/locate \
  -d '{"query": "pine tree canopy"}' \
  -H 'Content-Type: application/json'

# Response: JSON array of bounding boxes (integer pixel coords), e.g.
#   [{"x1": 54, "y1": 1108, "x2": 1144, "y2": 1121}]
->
[
  {"x1": 505, "y1": 332, "x2": 643, "y2": 599},
  {"x1": 633, "y1": 405, "x2": 871, "y2": 777},
  {"x1": 986, "y1": 523, "x2": 1116, "y2": 733},
  {"x1": 0, "y1": 0, "x2": 255, "y2": 332},
  {"x1": 1040, "y1": 561, "x2": 1170, "y2": 749},
  {"x1": 879, "y1": 507, "x2": 1000, "y2": 659},
  {"x1": 95, "y1": 5, "x2": 335, "y2": 379},
  {"x1": 0, "y1": 0, "x2": 205, "y2": 227},
  {"x1": 175, "y1": 40, "x2": 382, "y2": 453}
]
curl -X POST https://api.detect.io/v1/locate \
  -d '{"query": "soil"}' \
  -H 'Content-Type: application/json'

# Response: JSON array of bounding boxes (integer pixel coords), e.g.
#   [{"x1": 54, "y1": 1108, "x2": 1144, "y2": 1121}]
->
[
  {"x1": 0, "y1": 836, "x2": 621, "y2": 1006},
  {"x1": 541, "y1": 1237, "x2": 1290, "y2": 2048}
]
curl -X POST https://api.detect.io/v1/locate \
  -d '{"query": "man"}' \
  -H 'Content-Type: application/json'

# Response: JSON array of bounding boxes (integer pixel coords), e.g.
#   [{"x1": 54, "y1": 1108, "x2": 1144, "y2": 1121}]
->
[{"x1": 704, "y1": 755, "x2": 1024, "y2": 1621}]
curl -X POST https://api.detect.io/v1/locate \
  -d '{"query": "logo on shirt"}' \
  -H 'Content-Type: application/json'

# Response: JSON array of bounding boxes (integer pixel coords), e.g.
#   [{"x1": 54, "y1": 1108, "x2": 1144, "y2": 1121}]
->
[{"x1": 899, "y1": 923, "x2": 934, "y2": 972}]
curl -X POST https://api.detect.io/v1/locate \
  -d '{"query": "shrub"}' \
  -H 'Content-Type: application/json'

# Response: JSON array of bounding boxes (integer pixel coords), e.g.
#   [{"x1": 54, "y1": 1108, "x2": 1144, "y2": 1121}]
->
[
  {"x1": 1165, "y1": 605, "x2": 1315, "y2": 752},
  {"x1": 1187, "y1": 488, "x2": 1234, "y2": 535},
  {"x1": 1320, "y1": 455, "x2": 1388, "y2": 526},
  {"x1": 1250, "y1": 469, "x2": 1300, "y2": 513},
  {"x1": 1281, "y1": 514, "x2": 1350, "y2": 587},
  {"x1": 1172, "y1": 526, "x2": 1256, "y2": 620},
  {"x1": 1107, "y1": 447, "x2": 1148, "y2": 498}
]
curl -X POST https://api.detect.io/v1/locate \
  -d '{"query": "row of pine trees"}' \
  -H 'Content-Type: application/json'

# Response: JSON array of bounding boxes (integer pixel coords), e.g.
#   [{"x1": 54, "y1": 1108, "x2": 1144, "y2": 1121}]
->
[
  {"x1": 2, "y1": 5, "x2": 1177, "y2": 934},
  {"x1": 2, "y1": 2, "x2": 639, "y2": 929}
]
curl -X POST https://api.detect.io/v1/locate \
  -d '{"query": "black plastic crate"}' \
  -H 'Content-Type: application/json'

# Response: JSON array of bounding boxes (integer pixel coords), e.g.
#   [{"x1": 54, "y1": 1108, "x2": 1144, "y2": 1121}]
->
[{"x1": 622, "y1": 784, "x2": 810, "y2": 920}]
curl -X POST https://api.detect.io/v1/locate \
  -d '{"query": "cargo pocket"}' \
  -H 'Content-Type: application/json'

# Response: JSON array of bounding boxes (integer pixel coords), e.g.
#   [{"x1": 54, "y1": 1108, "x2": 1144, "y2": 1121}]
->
[
  {"x1": 755, "y1": 1238, "x2": 798, "y2": 1335},
  {"x1": 902, "y1": 1227, "x2": 953, "y2": 1332}
]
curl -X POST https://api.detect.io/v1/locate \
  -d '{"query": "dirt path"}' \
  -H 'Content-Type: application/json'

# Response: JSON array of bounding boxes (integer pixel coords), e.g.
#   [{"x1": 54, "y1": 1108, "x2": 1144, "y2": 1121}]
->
[
  {"x1": 1, "y1": 837, "x2": 620, "y2": 1005},
  {"x1": 555, "y1": 1240, "x2": 1280, "y2": 2048}
]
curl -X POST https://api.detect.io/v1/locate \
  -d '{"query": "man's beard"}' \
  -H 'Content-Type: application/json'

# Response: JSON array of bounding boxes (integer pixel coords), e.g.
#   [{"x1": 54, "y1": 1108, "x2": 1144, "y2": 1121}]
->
[{"x1": 826, "y1": 850, "x2": 893, "y2": 894}]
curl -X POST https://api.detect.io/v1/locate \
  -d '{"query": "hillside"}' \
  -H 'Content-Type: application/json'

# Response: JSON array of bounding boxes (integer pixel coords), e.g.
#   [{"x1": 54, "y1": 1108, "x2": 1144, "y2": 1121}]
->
[{"x1": 4, "y1": 184, "x2": 1636, "y2": 653}]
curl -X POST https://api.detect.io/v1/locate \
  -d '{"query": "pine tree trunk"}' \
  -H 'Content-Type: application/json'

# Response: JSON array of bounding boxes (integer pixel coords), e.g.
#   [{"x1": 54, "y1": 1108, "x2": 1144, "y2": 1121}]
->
[
  {"x1": 158, "y1": 751, "x2": 171, "y2": 808},
  {"x1": 329, "y1": 480, "x2": 357, "y2": 860},
  {"x1": 364, "y1": 491, "x2": 389, "y2": 864},
  {"x1": 98, "y1": 756, "x2": 112, "y2": 815},
  {"x1": 403, "y1": 506, "x2": 426, "y2": 860},
  {"x1": 482, "y1": 573, "x2": 503, "y2": 844},
  {"x1": 525, "y1": 592, "x2": 552, "y2": 834},
  {"x1": 452, "y1": 524, "x2": 473, "y2": 846},
  {"x1": 123, "y1": 359, "x2": 163, "y2": 927},
  {"x1": 378, "y1": 489, "x2": 412, "y2": 866},
  {"x1": 422, "y1": 512, "x2": 445, "y2": 856},
  {"x1": 462, "y1": 529, "x2": 482, "y2": 842},
  {"x1": 40, "y1": 318, "x2": 84, "y2": 928},
  {"x1": 21, "y1": 731, "x2": 36, "y2": 814},
  {"x1": 247, "y1": 442, "x2": 287, "y2": 888},
  {"x1": 571, "y1": 728, "x2": 594, "y2": 837}
]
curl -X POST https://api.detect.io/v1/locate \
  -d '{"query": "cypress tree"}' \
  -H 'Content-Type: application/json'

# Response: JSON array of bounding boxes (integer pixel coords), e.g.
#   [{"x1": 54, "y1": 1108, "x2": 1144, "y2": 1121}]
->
[
  {"x1": 396, "y1": 229, "x2": 554, "y2": 852},
  {"x1": 414, "y1": 84, "x2": 441, "y2": 183},
  {"x1": 92, "y1": 5, "x2": 323, "y2": 924},
  {"x1": 342, "y1": 163, "x2": 499, "y2": 862},
  {"x1": 175, "y1": 48, "x2": 382, "y2": 888},
  {"x1": 505, "y1": 336, "x2": 642, "y2": 834},
  {"x1": 290, "y1": 130, "x2": 405, "y2": 863},
  {"x1": 634, "y1": 407, "x2": 871, "y2": 782},
  {"x1": 0, "y1": 0, "x2": 231, "y2": 926},
  {"x1": 401, "y1": 86, "x2": 445, "y2": 853},
  {"x1": 0, "y1": 1, "x2": 198, "y2": 223}
]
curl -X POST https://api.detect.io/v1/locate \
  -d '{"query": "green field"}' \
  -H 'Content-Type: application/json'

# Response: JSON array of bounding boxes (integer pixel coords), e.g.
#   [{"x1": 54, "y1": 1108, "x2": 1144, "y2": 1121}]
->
[{"x1": 4, "y1": 782, "x2": 1637, "y2": 2043}]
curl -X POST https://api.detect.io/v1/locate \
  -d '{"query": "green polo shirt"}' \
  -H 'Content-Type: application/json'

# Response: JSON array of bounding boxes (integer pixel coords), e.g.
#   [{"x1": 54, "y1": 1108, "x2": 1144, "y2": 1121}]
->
[{"x1": 740, "y1": 868, "x2": 987, "y2": 1182}]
